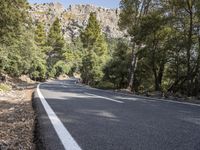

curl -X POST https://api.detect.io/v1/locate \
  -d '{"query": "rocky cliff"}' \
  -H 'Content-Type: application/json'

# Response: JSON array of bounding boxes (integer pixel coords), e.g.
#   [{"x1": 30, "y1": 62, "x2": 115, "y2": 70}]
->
[{"x1": 29, "y1": 2, "x2": 123, "y2": 41}]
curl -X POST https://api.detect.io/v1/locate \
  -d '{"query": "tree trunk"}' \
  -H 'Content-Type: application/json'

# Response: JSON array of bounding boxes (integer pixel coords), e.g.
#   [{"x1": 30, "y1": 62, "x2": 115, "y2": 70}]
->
[
  {"x1": 155, "y1": 78, "x2": 160, "y2": 91},
  {"x1": 156, "y1": 63, "x2": 165, "y2": 91},
  {"x1": 128, "y1": 45, "x2": 137, "y2": 91},
  {"x1": 153, "y1": 68, "x2": 161, "y2": 91},
  {"x1": 186, "y1": 2, "x2": 193, "y2": 96},
  {"x1": 192, "y1": 27, "x2": 200, "y2": 95}
]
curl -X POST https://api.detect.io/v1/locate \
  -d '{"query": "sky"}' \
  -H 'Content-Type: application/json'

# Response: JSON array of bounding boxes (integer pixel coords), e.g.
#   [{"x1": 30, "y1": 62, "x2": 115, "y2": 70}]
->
[{"x1": 28, "y1": 0, "x2": 120, "y2": 9}]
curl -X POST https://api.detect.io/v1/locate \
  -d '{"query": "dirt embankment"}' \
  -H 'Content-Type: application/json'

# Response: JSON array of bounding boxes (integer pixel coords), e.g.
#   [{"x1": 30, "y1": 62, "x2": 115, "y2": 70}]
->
[
  {"x1": 0, "y1": 89, "x2": 35, "y2": 150},
  {"x1": 0, "y1": 75, "x2": 36, "y2": 150}
]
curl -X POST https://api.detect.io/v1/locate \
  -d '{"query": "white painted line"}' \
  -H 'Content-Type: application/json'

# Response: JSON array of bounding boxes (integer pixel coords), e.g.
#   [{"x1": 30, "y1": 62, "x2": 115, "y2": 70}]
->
[
  {"x1": 37, "y1": 84, "x2": 82, "y2": 150},
  {"x1": 76, "y1": 83, "x2": 200, "y2": 107},
  {"x1": 115, "y1": 94, "x2": 200, "y2": 107},
  {"x1": 109, "y1": 92, "x2": 200, "y2": 107},
  {"x1": 159, "y1": 99, "x2": 200, "y2": 107},
  {"x1": 85, "y1": 93, "x2": 124, "y2": 104}
]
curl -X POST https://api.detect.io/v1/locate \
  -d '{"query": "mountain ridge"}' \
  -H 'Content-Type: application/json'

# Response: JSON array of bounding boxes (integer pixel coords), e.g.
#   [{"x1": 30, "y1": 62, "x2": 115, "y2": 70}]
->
[{"x1": 29, "y1": 2, "x2": 124, "y2": 41}]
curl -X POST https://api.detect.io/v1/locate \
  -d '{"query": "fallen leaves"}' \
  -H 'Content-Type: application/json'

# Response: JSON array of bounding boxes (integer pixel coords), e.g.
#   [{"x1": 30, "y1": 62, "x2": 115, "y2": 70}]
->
[{"x1": 0, "y1": 89, "x2": 35, "y2": 150}]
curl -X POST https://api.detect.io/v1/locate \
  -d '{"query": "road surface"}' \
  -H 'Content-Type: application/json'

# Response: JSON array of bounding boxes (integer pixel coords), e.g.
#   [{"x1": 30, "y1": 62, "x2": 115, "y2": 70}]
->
[{"x1": 34, "y1": 79, "x2": 200, "y2": 150}]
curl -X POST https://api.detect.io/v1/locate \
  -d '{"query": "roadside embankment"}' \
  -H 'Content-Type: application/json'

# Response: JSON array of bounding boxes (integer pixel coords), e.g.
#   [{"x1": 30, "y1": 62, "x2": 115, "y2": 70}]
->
[{"x1": 0, "y1": 75, "x2": 37, "y2": 150}]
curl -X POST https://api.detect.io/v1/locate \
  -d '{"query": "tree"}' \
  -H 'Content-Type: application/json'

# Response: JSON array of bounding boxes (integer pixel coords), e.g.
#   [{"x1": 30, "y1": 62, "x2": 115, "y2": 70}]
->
[
  {"x1": 29, "y1": 54, "x2": 47, "y2": 81},
  {"x1": 80, "y1": 12, "x2": 109, "y2": 85},
  {"x1": 81, "y1": 12, "x2": 102, "y2": 48},
  {"x1": 161, "y1": 0, "x2": 200, "y2": 96},
  {"x1": 0, "y1": 0, "x2": 29, "y2": 45},
  {"x1": 47, "y1": 17, "x2": 65, "y2": 52},
  {"x1": 119, "y1": 0, "x2": 152, "y2": 91},
  {"x1": 104, "y1": 39, "x2": 131, "y2": 88},
  {"x1": 46, "y1": 17, "x2": 65, "y2": 77},
  {"x1": 62, "y1": 37, "x2": 84, "y2": 74},
  {"x1": 35, "y1": 22, "x2": 46, "y2": 49},
  {"x1": 117, "y1": 0, "x2": 200, "y2": 96},
  {"x1": 27, "y1": 21, "x2": 48, "y2": 81},
  {"x1": 0, "y1": 0, "x2": 37, "y2": 77}
]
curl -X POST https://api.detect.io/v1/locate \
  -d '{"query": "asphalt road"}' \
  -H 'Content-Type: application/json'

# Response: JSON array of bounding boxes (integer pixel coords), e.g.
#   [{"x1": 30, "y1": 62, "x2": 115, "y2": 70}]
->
[{"x1": 34, "y1": 79, "x2": 200, "y2": 150}]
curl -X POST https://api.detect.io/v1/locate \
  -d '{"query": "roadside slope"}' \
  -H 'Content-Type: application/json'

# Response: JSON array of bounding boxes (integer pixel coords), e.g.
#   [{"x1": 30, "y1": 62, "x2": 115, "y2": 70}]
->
[{"x1": 0, "y1": 89, "x2": 35, "y2": 149}]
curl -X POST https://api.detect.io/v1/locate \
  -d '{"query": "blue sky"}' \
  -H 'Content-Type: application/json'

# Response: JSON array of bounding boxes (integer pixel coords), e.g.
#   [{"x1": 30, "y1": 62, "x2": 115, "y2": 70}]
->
[{"x1": 28, "y1": 0, "x2": 120, "y2": 9}]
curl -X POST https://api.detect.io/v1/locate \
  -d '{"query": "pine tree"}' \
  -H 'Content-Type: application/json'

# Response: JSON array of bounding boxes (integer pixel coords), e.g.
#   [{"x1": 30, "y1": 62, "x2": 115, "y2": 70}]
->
[
  {"x1": 81, "y1": 13, "x2": 101, "y2": 48},
  {"x1": 104, "y1": 39, "x2": 131, "y2": 88},
  {"x1": 0, "y1": 0, "x2": 29, "y2": 44},
  {"x1": 62, "y1": 37, "x2": 84, "y2": 74},
  {"x1": 0, "y1": 0, "x2": 35, "y2": 77},
  {"x1": 46, "y1": 17, "x2": 65, "y2": 77},
  {"x1": 80, "y1": 12, "x2": 109, "y2": 85},
  {"x1": 35, "y1": 22, "x2": 46, "y2": 48},
  {"x1": 28, "y1": 22, "x2": 48, "y2": 81},
  {"x1": 47, "y1": 17, "x2": 65, "y2": 53}
]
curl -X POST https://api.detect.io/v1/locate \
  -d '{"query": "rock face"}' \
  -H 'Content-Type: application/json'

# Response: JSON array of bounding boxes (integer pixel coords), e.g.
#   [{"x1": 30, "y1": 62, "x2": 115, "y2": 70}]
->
[{"x1": 29, "y1": 2, "x2": 123, "y2": 41}]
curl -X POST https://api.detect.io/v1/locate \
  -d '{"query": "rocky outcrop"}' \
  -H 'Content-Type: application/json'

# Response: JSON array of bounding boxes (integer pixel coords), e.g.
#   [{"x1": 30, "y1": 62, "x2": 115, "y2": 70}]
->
[{"x1": 29, "y1": 3, "x2": 124, "y2": 41}]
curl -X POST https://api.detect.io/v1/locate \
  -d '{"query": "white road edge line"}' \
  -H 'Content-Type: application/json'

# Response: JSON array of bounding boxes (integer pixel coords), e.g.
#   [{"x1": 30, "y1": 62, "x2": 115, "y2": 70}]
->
[
  {"x1": 37, "y1": 84, "x2": 82, "y2": 150},
  {"x1": 85, "y1": 92, "x2": 124, "y2": 104},
  {"x1": 158, "y1": 99, "x2": 200, "y2": 107},
  {"x1": 79, "y1": 84, "x2": 200, "y2": 107},
  {"x1": 77, "y1": 84, "x2": 196, "y2": 107}
]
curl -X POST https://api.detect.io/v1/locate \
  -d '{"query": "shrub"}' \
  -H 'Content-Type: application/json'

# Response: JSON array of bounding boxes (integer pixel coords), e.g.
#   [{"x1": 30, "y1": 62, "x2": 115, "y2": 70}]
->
[{"x1": 95, "y1": 81, "x2": 115, "y2": 89}]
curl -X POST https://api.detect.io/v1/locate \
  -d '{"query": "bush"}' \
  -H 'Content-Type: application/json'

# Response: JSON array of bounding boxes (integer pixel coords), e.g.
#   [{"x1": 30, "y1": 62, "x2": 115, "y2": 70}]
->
[
  {"x1": 53, "y1": 60, "x2": 71, "y2": 77},
  {"x1": 29, "y1": 57, "x2": 47, "y2": 81},
  {"x1": 94, "y1": 81, "x2": 115, "y2": 89}
]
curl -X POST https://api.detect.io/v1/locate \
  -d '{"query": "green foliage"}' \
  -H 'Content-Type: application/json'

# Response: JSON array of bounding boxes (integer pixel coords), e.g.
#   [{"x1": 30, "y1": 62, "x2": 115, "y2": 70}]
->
[
  {"x1": 80, "y1": 12, "x2": 102, "y2": 48},
  {"x1": 81, "y1": 52, "x2": 101, "y2": 85},
  {"x1": 27, "y1": 21, "x2": 49, "y2": 81},
  {"x1": 0, "y1": 0, "x2": 49, "y2": 81},
  {"x1": 94, "y1": 81, "x2": 115, "y2": 90},
  {"x1": 0, "y1": 1, "x2": 49, "y2": 81},
  {"x1": 47, "y1": 17, "x2": 65, "y2": 53},
  {"x1": 52, "y1": 60, "x2": 71, "y2": 77},
  {"x1": 0, "y1": 0, "x2": 29, "y2": 44},
  {"x1": 29, "y1": 53, "x2": 47, "y2": 81},
  {"x1": 46, "y1": 18, "x2": 66, "y2": 78},
  {"x1": 1, "y1": 25, "x2": 37, "y2": 77},
  {"x1": 136, "y1": 13, "x2": 171, "y2": 91},
  {"x1": 116, "y1": 0, "x2": 200, "y2": 96},
  {"x1": 35, "y1": 22, "x2": 46, "y2": 48},
  {"x1": 62, "y1": 37, "x2": 84, "y2": 73},
  {"x1": 0, "y1": 0, "x2": 32, "y2": 77},
  {"x1": 80, "y1": 12, "x2": 109, "y2": 85},
  {"x1": 119, "y1": 0, "x2": 141, "y2": 35},
  {"x1": 104, "y1": 39, "x2": 131, "y2": 88},
  {"x1": 106, "y1": 37, "x2": 119, "y2": 55}
]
